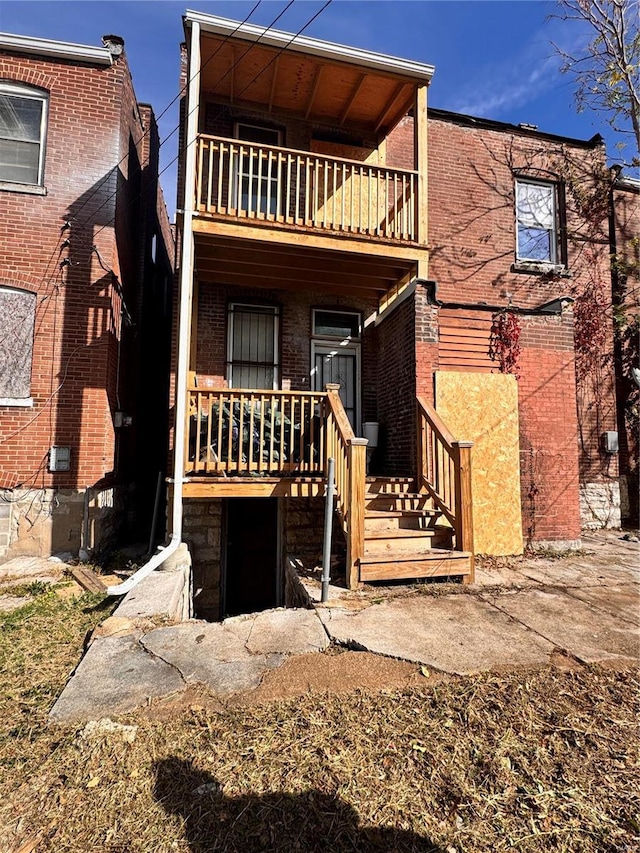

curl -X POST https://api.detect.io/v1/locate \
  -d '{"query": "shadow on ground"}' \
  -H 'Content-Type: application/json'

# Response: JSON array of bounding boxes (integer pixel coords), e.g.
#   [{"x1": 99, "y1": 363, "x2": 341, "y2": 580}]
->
[{"x1": 154, "y1": 757, "x2": 442, "y2": 852}]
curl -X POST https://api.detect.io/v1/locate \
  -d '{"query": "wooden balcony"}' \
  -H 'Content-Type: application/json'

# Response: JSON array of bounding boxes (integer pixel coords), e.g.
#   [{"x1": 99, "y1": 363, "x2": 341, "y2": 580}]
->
[{"x1": 194, "y1": 134, "x2": 419, "y2": 245}]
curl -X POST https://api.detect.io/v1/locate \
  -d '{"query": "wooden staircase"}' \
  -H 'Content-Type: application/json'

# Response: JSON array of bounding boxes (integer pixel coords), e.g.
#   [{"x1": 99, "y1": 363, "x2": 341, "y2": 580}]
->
[{"x1": 359, "y1": 477, "x2": 474, "y2": 584}]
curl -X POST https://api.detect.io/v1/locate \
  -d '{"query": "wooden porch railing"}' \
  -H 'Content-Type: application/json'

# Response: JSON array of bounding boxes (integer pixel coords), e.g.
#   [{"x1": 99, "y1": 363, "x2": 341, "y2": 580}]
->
[
  {"x1": 187, "y1": 388, "x2": 326, "y2": 475},
  {"x1": 195, "y1": 134, "x2": 418, "y2": 242},
  {"x1": 416, "y1": 396, "x2": 474, "y2": 556},
  {"x1": 324, "y1": 385, "x2": 367, "y2": 590}
]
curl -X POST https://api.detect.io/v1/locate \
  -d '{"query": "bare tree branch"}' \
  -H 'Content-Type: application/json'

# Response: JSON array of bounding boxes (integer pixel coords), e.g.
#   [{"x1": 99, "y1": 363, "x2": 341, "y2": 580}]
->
[{"x1": 550, "y1": 0, "x2": 640, "y2": 162}]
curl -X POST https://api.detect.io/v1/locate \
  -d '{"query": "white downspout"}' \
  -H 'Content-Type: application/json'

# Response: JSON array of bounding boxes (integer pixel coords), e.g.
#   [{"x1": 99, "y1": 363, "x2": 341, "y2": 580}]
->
[{"x1": 107, "y1": 20, "x2": 201, "y2": 596}]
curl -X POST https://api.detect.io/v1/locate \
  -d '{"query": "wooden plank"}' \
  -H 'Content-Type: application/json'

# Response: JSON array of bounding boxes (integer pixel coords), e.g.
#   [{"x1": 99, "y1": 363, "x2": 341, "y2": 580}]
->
[
  {"x1": 305, "y1": 64, "x2": 325, "y2": 118},
  {"x1": 268, "y1": 56, "x2": 280, "y2": 111},
  {"x1": 70, "y1": 565, "x2": 108, "y2": 594},
  {"x1": 359, "y1": 553, "x2": 472, "y2": 583},
  {"x1": 192, "y1": 210, "x2": 429, "y2": 261},
  {"x1": 182, "y1": 479, "x2": 325, "y2": 498},
  {"x1": 415, "y1": 84, "x2": 428, "y2": 247},
  {"x1": 346, "y1": 439, "x2": 367, "y2": 590}
]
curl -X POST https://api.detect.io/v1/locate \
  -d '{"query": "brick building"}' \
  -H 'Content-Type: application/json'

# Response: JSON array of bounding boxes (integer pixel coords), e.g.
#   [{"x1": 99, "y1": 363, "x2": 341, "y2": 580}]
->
[
  {"x1": 0, "y1": 33, "x2": 174, "y2": 559},
  {"x1": 161, "y1": 13, "x2": 627, "y2": 621}
]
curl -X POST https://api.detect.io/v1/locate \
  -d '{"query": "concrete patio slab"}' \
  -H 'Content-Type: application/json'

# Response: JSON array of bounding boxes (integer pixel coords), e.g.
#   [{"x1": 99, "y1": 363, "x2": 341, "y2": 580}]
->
[
  {"x1": 49, "y1": 635, "x2": 186, "y2": 723},
  {"x1": 564, "y1": 584, "x2": 640, "y2": 626},
  {"x1": 484, "y1": 588, "x2": 640, "y2": 664},
  {"x1": 519, "y1": 560, "x2": 639, "y2": 588},
  {"x1": 243, "y1": 608, "x2": 330, "y2": 655},
  {"x1": 318, "y1": 595, "x2": 555, "y2": 675}
]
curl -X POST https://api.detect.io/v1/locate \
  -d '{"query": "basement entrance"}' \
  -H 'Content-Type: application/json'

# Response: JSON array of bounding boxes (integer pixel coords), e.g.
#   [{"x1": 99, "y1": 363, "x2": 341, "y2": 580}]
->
[{"x1": 223, "y1": 498, "x2": 280, "y2": 617}]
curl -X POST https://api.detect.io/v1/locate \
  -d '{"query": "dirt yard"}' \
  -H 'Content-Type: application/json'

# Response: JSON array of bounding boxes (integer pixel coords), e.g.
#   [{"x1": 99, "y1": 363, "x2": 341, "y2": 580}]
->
[{"x1": 1, "y1": 584, "x2": 638, "y2": 853}]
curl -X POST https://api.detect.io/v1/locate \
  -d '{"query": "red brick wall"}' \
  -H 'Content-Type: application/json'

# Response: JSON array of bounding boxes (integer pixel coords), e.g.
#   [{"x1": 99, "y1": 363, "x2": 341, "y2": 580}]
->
[
  {"x1": 0, "y1": 46, "x2": 168, "y2": 498},
  {"x1": 375, "y1": 296, "x2": 417, "y2": 475},
  {"x1": 194, "y1": 281, "x2": 378, "y2": 424},
  {"x1": 518, "y1": 315, "x2": 581, "y2": 543}
]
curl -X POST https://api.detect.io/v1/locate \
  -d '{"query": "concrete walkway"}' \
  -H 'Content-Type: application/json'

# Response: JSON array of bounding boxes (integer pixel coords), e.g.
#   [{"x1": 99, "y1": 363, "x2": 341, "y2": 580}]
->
[{"x1": 45, "y1": 530, "x2": 638, "y2": 722}]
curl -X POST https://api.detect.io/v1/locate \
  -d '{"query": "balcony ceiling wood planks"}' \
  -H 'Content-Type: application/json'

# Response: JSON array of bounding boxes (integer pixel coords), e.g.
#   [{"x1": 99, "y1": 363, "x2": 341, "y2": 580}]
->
[
  {"x1": 193, "y1": 233, "x2": 413, "y2": 297},
  {"x1": 198, "y1": 34, "x2": 417, "y2": 134}
]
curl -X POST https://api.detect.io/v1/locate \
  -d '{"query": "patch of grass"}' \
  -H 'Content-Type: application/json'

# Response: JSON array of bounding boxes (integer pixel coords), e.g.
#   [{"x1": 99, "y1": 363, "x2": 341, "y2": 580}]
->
[{"x1": 0, "y1": 594, "x2": 638, "y2": 852}]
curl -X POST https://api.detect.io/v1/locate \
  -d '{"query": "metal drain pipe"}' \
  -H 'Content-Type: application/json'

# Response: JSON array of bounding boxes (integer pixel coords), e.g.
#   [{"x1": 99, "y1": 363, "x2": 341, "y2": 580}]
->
[{"x1": 321, "y1": 457, "x2": 335, "y2": 603}]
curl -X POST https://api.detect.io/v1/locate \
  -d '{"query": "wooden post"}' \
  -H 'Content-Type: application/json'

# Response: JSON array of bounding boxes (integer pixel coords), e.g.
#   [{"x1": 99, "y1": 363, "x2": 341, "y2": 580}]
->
[
  {"x1": 453, "y1": 440, "x2": 474, "y2": 582},
  {"x1": 414, "y1": 84, "x2": 428, "y2": 247},
  {"x1": 346, "y1": 437, "x2": 367, "y2": 590}
]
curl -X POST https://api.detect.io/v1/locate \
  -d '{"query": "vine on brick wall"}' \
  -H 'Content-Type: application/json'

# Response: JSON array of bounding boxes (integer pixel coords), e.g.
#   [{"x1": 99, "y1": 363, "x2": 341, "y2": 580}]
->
[
  {"x1": 573, "y1": 272, "x2": 608, "y2": 381},
  {"x1": 489, "y1": 310, "x2": 522, "y2": 378}
]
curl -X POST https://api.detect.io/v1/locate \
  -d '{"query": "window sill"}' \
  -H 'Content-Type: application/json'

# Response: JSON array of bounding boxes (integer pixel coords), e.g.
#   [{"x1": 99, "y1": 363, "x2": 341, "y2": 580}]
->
[
  {"x1": 512, "y1": 261, "x2": 570, "y2": 277},
  {"x1": 0, "y1": 397, "x2": 34, "y2": 407},
  {"x1": 0, "y1": 181, "x2": 47, "y2": 196}
]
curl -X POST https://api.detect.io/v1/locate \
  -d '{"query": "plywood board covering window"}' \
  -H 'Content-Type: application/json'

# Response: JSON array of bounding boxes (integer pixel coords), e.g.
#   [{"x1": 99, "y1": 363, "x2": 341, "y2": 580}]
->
[
  {"x1": 435, "y1": 371, "x2": 523, "y2": 556},
  {"x1": 0, "y1": 287, "x2": 35, "y2": 400}
]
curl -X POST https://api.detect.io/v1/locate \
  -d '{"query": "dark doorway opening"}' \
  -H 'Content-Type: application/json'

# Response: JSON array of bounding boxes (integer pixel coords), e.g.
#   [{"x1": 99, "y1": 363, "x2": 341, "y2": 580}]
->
[{"x1": 223, "y1": 497, "x2": 280, "y2": 617}]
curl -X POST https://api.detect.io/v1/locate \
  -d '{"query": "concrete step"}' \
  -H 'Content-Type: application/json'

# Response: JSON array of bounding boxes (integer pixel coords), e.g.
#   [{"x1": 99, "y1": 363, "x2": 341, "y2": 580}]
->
[
  {"x1": 359, "y1": 549, "x2": 473, "y2": 583},
  {"x1": 364, "y1": 509, "x2": 441, "y2": 532},
  {"x1": 364, "y1": 527, "x2": 453, "y2": 556}
]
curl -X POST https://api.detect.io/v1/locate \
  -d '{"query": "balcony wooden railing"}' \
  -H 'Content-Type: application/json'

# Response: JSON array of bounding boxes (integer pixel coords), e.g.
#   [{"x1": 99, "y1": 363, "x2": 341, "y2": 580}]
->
[
  {"x1": 195, "y1": 134, "x2": 418, "y2": 242},
  {"x1": 187, "y1": 388, "x2": 326, "y2": 475},
  {"x1": 416, "y1": 396, "x2": 474, "y2": 556},
  {"x1": 324, "y1": 384, "x2": 367, "y2": 590}
]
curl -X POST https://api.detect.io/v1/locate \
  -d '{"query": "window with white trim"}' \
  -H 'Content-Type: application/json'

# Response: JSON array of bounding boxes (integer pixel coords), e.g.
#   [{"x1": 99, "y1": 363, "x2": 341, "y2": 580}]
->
[
  {"x1": 0, "y1": 286, "x2": 36, "y2": 401},
  {"x1": 0, "y1": 82, "x2": 48, "y2": 186},
  {"x1": 227, "y1": 303, "x2": 280, "y2": 389},
  {"x1": 515, "y1": 179, "x2": 558, "y2": 264}
]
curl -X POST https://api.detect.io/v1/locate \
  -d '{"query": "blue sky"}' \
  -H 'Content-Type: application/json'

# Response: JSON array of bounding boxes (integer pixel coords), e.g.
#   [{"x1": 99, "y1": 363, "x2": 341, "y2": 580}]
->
[{"x1": 0, "y1": 1, "x2": 616, "y2": 218}]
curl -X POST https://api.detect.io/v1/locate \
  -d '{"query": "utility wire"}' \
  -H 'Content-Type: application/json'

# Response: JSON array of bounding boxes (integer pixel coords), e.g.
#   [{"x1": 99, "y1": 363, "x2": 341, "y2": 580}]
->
[
  {"x1": 71, "y1": 0, "x2": 297, "y2": 246},
  {"x1": 88, "y1": 0, "x2": 333, "y2": 247},
  {"x1": 66, "y1": 1, "x2": 264, "y2": 231}
]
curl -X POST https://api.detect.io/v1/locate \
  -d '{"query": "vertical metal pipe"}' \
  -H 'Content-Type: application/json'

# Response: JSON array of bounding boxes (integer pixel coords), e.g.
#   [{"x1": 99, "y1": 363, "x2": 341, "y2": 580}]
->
[{"x1": 321, "y1": 457, "x2": 335, "y2": 603}]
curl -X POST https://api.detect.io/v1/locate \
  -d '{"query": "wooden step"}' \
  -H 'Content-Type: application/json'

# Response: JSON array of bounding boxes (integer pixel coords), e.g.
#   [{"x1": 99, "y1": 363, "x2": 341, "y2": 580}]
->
[
  {"x1": 364, "y1": 527, "x2": 453, "y2": 556},
  {"x1": 365, "y1": 492, "x2": 433, "y2": 511},
  {"x1": 365, "y1": 476, "x2": 416, "y2": 495},
  {"x1": 364, "y1": 508, "x2": 440, "y2": 532},
  {"x1": 359, "y1": 549, "x2": 473, "y2": 583}
]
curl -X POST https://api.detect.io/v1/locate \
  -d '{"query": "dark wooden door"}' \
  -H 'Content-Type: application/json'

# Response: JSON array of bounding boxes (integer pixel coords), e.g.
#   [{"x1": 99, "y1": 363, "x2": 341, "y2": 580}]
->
[{"x1": 224, "y1": 498, "x2": 279, "y2": 617}]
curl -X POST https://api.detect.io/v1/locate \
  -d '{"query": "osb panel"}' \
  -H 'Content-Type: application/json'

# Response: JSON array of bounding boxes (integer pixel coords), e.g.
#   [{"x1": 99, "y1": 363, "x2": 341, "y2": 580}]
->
[{"x1": 436, "y1": 371, "x2": 523, "y2": 556}]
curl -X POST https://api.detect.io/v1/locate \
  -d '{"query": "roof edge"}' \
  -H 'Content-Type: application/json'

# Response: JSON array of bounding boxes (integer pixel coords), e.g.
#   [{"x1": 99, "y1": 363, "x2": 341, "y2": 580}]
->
[
  {"x1": 0, "y1": 32, "x2": 113, "y2": 65},
  {"x1": 428, "y1": 106, "x2": 604, "y2": 149},
  {"x1": 183, "y1": 10, "x2": 434, "y2": 82}
]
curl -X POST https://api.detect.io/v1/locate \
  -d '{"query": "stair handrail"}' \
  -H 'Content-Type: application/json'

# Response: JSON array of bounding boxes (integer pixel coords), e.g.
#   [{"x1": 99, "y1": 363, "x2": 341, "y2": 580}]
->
[
  {"x1": 416, "y1": 396, "x2": 474, "y2": 555},
  {"x1": 324, "y1": 384, "x2": 367, "y2": 589}
]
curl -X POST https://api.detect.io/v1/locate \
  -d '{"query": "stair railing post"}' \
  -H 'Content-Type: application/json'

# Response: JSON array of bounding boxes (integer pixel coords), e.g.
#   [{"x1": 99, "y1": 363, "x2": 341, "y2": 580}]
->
[
  {"x1": 452, "y1": 439, "x2": 474, "y2": 581},
  {"x1": 346, "y1": 437, "x2": 368, "y2": 590}
]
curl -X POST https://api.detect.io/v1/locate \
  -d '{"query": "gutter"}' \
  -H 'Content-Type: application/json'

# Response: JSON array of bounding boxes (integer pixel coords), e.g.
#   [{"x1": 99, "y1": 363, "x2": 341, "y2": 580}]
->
[
  {"x1": 184, "y1": 10, "x2": 435, "y2": 82},
  {"x1": 106, "y1": 21, "x2": 201, "y2": 596},
  {"x1": 0, "y1": 32, "x2": 113, "y2": 65},
  {"x1": 419, "y1": 279, "x2": 574, "y2": 316}
]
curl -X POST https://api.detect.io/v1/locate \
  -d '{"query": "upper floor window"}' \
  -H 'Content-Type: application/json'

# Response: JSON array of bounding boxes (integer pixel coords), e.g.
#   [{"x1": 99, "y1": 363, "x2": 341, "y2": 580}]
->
[
  {"x1": 233, "y1": 123, "x2": 282, "y2": 216},
  {"x1": 0, "y1": 82, "x2": 48, "y2": 186},
  {"x1": 515, "y1": 179, "x2": 558, "y2": 265},
  {"x1": 0, "y1": 286, "x2": 36, "y2": 404}
]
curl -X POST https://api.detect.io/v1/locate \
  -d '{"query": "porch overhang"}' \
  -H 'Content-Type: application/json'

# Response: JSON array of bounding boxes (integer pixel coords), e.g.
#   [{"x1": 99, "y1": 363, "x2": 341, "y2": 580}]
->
[
  {"x1": 192, "y1": 229, "x2": 418, "y2": 298},
  {"x1": 184, "y1": 10, "x2": 434, "y2": 135}
]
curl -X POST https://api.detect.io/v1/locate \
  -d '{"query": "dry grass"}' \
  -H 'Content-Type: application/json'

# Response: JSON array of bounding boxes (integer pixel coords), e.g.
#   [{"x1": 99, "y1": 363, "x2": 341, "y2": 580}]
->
[{"x1": 1, "y1": 591, "x2": 639, "y2": 853}]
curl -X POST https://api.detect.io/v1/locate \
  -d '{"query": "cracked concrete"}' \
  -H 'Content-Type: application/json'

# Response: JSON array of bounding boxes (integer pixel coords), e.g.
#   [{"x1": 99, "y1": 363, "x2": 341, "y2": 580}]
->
[{"x1": 48, "y1": 531, "x2": 638, "y2": 722}]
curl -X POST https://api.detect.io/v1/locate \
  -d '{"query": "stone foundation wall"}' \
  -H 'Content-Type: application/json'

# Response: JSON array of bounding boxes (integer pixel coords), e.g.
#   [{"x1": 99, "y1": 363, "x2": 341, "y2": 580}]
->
[
  {"x1": 182, "y1": 498, "x2": 222, "y2": 621},
  {"x1": 0, "y1": 485, "x2": 127, "y2": 561},
  {"x1": 580, "y1": 482, "x2": 622, "y2": 530}
]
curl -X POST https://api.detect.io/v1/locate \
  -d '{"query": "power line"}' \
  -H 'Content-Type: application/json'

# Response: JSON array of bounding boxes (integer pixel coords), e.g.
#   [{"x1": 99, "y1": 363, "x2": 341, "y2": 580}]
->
[
  {"x1": 66, "y1": 1, "x2": 264, "y2": 231},
  {"x1": 71, "y1": 0, "x2": 299, "y2": 246},
  {"x1": 88, "y1": 0, "x2": 333, "y2": 247}
]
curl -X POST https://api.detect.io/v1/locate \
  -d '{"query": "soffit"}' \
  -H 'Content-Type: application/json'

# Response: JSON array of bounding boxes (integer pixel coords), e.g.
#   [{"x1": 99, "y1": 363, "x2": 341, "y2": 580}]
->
[
  {"x1": 193, "y1": 233, "x2": 413, "y2": 298},
  {"x1": 198, "y1": 33, "x2": 420, "y2": 135}
]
